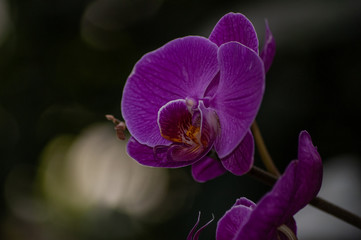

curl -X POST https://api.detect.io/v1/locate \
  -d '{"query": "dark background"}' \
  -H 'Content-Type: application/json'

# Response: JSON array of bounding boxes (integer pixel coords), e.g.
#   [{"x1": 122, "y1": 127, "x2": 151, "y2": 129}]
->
[{"x1": 1, "y1": 0, "x2": 361, "y2": 239}]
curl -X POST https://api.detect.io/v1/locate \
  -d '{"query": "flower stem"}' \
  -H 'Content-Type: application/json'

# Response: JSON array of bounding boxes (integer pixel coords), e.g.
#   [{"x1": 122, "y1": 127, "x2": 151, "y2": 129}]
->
[
  {"x1": 248, "y1": 166, "x2": 361, "y2": 230},
  {"x1": 309, "y1": 197, "x2": 361, "y2": 230},
  {"x1": 251, "y1": 122, "x2": 280, "y2": 176},
  {"x1": 248, "y1": 165, "x2": 278, "y2": 186}
]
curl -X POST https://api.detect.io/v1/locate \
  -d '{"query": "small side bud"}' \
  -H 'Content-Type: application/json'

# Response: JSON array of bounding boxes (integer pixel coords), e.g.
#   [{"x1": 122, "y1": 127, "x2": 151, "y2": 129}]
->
[{"x1": 105, "y1": 114, "x2": 126, "y2": 140}]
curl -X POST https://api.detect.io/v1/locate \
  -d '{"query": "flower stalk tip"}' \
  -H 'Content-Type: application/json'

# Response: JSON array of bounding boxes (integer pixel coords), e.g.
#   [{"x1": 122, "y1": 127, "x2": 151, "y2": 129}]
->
[{"x1": 187, "y1": 212, "x2": 214, "y2": 240}]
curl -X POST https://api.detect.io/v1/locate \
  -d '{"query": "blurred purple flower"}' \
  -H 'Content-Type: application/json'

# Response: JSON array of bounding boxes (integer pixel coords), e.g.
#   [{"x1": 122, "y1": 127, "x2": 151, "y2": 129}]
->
[
  {"x1": 216, "y1": 131, "x2": 323, "y2": 240},
  {"x1": 121, "y1": 13, "x2": 275, "y2": 182}
]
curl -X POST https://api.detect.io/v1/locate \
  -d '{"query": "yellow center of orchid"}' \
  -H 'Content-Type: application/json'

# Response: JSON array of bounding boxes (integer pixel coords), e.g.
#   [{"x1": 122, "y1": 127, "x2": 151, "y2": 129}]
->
[{"x1": 161, "y1": 122, "x2": 203, "y2": 146}]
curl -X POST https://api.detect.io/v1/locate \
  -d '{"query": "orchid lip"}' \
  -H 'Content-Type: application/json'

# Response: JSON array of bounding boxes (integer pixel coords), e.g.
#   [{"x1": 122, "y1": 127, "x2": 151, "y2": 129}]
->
[
  {"x1": 158, "y1": 99, "x2": 202, "y2": 146},
  {"x1": 156, "y1": 99, "x2": 220, "y2": 162}
]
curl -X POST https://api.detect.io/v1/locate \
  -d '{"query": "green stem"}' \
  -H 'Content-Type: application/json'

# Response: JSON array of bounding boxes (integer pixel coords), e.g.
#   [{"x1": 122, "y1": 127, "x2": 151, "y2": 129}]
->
[
  {"x1": 251, "y1": 122, "x2": 280, "y2": 176},
  {"x1": 248, "y1": 166, "x2": 361, "y2": 230}
]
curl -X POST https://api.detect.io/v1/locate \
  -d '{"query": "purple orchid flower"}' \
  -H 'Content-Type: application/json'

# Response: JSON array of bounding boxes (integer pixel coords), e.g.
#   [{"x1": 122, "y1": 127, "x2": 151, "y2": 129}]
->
[
  {"x1": 121, "y1": 13, "x2": 275, "y2": 182},
  {"x1": 216, "y1": 130, "x2": 323, "y2": 240}
]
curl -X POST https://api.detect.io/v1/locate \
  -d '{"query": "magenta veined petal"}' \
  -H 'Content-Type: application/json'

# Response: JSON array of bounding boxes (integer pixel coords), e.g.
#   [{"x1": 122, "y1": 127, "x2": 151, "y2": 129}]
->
[
  {"x1": 210, "y1": 41, "x2": 265, "y2": 158},
  {"x1": 121, "y1": 36, "x2": 219, "y2": 147},
  {"x1": 260, "y1": 20, "x2": 276, "y2": 73},
  {"x1": 209, "y1": 12, "x2": 259, "y2": 53},
  {"x1": 221, "y1": 130, "x2": 254, "y2": 176}
]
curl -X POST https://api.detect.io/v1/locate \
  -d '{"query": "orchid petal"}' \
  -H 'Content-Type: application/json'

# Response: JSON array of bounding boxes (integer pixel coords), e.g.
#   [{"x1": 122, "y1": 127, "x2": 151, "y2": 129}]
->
[
  {"x1": 126, "y1": 137, "x2": 198, "y2": 168},
  {"x1": 211, "y1": 42, "x2": 265, "y2": 158},
  {"x1": 216, "y1": 198, "x2": 256, "y2": 240},
  {"x1": 221, "y1": 130, "x2": 254, "y2": 176},
  {"x1": 191, "y1": 156, "x2": 227, "y2": 182},
  {"x1": 122, "y1": 36, "x2": 219, "y2": 147},
  {"x1": 235, "y1": 131, "x2": 322, "y2": 240},
  {"x1": 260, "y1": 20, "x2": 276, "y2": 73},
  {"x1": 203, "y1": 72, "x2": 220, "y2": 99},
  {"x1": 209, "y1": 12, "x2": 259, "y2": 53},
  {"x1": 292, "y1": 130, "x2": 323, "y2": 212}
]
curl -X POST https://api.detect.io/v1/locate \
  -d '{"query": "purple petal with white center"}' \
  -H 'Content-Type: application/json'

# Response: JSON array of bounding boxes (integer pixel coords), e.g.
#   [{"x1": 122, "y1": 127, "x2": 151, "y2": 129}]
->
[
  {"x1": 216, "y1": 198, "x2": 256, "y2": 240},
  {"x1": 209, "y1": 12, "x2": 259, "y2": 53},
  {"x1": 221, "y1": 130, "x2": 254, "y2": 176},
  {"x1": 210, "y1": 42, "x2": 265, "y2": 158},
  {"x1": 122, "y1": 36, "x2": 219, "y2": 147},
  {"x1": 260, "y1": 20, "x2": 276, "y2": 73},
  {"x1": 191, "y1": 156, "x2": 227, "y2": 182},
  {"x1": 127, "y1": 137, "x2": 198, "y2": 168},
  {"x1": 235, "y1": 130, "x2": 322, "y2": 240}
]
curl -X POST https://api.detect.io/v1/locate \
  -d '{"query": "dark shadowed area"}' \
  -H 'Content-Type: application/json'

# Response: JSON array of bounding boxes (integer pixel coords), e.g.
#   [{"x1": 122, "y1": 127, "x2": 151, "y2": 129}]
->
[{"x1": 1, "y1": 0, "x2": 361, "y2": 239}]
